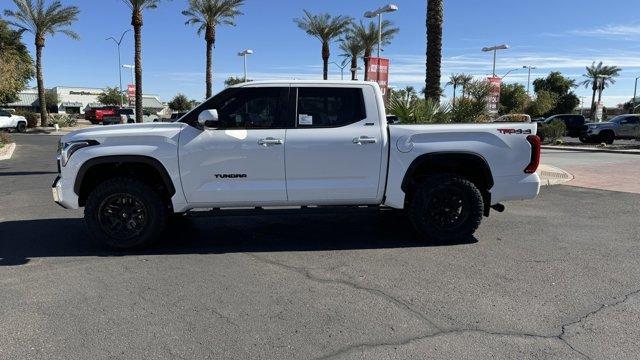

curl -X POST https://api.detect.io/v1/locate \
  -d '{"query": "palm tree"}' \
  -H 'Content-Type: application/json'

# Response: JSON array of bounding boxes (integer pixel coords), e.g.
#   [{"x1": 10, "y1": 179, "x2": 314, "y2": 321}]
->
[
  {"x1": 580, "y1": 61, "x2": 621, "y2": 116},
  {"x1": 459, "y1": 74, "x2": 473, "y2": 100},
  {"x1": 338, "y1": 35, "x2": 363, "y2": 80},
  {"x1": 294, "y1": 10, "x2": 352, "y2": 80},
  {"x1": 425, "y1": 0, "x2": 443, "y2": 103},
  {"x1": 4, "y1": 0, "x2": 79, "y2": 127},
  {"x1": 447, "y1": 73, "x2": 464, "y2": 107},
  {"x1": 122, "y1": 0, "x2": 161, "y2": 123},
  {"x1": 350, "y1": 20, "x2": 399, "y2": 81},
  {"x1": 183, "y1": 0, "x2": 245, "y2": 99}
]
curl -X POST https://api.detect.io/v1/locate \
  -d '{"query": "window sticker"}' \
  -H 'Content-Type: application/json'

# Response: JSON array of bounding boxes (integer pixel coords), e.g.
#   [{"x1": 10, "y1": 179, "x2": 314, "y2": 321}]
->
[{"x1": 299, "y1": 114, "x2": 313, "y2": 125}]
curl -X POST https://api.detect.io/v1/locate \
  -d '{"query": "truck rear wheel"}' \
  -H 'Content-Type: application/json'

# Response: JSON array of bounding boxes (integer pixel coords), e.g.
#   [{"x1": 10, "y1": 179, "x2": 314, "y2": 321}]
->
[
  {"x1": 84, "y1": 177, "x2": 168, "y2": 249},
  {"x1": 408, "y1": 175, "x2": 484, "y2": 243}
]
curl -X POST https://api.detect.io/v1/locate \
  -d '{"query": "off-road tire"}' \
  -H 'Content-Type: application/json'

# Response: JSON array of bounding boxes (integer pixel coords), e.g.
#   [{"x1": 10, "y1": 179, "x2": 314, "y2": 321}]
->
[
  {"x1": 408, "y1": 175, "x2": 484, "y2": 243},
  {"x1": 84, "y1": 177, "x2": 168, "y2": 249}
]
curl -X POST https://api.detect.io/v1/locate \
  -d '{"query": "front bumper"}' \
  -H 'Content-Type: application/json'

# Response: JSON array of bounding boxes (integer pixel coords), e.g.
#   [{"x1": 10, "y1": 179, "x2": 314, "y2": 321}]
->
[{"x1": 52, "y1": 174, "x2": 79, "y2": 209}]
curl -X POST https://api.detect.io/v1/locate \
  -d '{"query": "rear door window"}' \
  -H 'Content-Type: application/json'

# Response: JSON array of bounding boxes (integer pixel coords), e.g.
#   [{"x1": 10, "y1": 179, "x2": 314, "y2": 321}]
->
[{"x1": 295, "y1": 88, "x2": 366, "y2": 128}]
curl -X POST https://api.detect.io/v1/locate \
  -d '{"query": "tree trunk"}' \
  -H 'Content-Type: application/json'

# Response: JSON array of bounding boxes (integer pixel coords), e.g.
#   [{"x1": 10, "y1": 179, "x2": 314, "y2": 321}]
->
[
  {"x1": 205, "y1": 26, "x2": 215, "y2": 98},
  {"x1": 35, "y1": 40, "x2": 47, "y2": 127},
  {"x1": 451, "y1": 84, "x2": 457, "y2": 107},
  {"x1": 350, "y1": 56, "x2": 357, "y2": 80},
  {"x1": 133, "y1": 10, "x2": 143, "y2": 123},
  {"x1": 425, "y1": 0, "x2": 443, "y2": 103},
  {"x1": 322, "y1": 41, "x2": 329, "y2": 80},
  {"x1": 590, "y1": 85, "x2": 597, "y2": 117},
  {"x1": 363, "y1": 50, "x2": 371, "y2": 81}
]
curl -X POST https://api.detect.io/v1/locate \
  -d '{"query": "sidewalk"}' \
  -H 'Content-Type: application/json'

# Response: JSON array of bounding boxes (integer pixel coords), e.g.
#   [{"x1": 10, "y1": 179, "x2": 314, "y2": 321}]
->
[
  {"x1": 542, "y1": 145, "x2": 640, "y2": 155},
  {"x1": 26, "y1": 119, "x2": 96, "y2": 136}
]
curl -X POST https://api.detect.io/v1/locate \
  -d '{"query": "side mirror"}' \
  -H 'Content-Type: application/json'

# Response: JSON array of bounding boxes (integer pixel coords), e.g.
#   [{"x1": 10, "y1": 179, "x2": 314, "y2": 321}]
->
[{"x1": 198, "y1": 109, "x2": 219, "y2": 127}]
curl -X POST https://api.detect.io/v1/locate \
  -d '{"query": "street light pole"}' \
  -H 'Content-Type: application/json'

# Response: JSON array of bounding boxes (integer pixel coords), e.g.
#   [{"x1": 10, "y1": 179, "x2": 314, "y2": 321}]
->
[
  {"x1": 633, "y1": 76, "x2": 639, "y2": 114},
  {"x1": 122, "y1": 65, "x2": 135, "y2": 106},
  {"x1": 331, "y1": 60, "x2": 349, "y2": 80},
  {"x1": 523, "y1": 65, "x2": 537, "y2": 94},
  {"x1": 364, "y1": 4, "x2": 398, "y2": 85},
  {"x1": 106, "y1": 29, "x2": 131, "y2": 106},
  {"x1": 482, "y1": 44, "x2": 509, "y2": 77},
  {"x1": 501, "y1": 68, "x2": 520, "y2": 79},
  {"x1": 238, "y1": 49, "x2": 254, "y2": 82}
]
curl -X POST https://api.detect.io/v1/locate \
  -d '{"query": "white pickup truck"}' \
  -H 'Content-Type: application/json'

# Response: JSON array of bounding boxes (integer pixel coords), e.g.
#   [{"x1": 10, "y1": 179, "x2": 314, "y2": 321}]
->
[
  {"x1": 52, "y1": 81, "x2": 540, "y2": 249},
  {"x1": 0, "y1": 109, "x2": 27, "y2": 132}
]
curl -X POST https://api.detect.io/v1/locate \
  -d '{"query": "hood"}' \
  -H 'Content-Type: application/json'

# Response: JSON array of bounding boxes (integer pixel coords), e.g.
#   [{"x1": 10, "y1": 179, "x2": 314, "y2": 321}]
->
[
  {"x1": 61, "y1": 122, "x2": 186, "y2": 143},
  {"x1": 585, "y1": 121, "x2": 613, "y2": 128}
]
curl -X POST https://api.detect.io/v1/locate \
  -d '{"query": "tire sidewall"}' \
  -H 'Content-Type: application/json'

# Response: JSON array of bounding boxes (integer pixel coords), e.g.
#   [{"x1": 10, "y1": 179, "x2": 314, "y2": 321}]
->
[
  {"x1": 84, "y1": 177, "x2": 167, "y2": 249},
  {"x1": 16, "y1": 122, "x2": 26, "y2": 133},
  {"x1": 409, "y1": 175, "x2": 484, "y2": 243}
]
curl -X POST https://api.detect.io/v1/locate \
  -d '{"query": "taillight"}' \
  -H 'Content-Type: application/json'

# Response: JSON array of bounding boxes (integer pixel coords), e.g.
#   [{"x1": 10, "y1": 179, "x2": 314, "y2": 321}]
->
[{"x1": 524, "y1": 135, "x2": 541, "y2": 174}]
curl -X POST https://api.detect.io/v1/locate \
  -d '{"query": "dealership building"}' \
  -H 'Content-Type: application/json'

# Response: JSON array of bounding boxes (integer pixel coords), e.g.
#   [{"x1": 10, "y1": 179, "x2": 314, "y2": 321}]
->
[{"x1": 6, "y1": 86, "x2": 167, "y2": 116}]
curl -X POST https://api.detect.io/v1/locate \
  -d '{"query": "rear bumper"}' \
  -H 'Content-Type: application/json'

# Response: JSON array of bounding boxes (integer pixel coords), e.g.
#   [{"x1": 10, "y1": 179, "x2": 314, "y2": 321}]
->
[
  {"x1": 52, "y1": 175, "x2": 79, "y2": 209},
  {"x1": 490, "y1": 173, "x2": 540, "y2": 204}
]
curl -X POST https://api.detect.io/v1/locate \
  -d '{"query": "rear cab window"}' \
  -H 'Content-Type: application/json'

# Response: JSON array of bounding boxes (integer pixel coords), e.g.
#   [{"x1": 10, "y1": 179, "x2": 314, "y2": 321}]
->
[{"x1": 294, "y1": 87, "x2": 366, "y2": 128}]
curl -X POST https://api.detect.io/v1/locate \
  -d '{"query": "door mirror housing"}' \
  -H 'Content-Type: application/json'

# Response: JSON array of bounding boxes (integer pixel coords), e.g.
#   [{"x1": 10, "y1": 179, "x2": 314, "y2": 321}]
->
[{"x1": 198, "y1": 109, "x2": 219, "y2": 128}]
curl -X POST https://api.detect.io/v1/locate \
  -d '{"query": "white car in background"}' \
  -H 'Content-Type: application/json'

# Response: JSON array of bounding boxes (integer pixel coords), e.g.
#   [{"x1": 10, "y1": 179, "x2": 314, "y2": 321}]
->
[{"x1": 0, "y1": 109, "x2": 27, "y2": 133}]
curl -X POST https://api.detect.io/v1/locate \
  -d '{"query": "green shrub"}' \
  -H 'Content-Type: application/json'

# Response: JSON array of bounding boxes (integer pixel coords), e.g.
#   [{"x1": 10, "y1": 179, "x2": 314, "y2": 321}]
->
[
  {"x1": 0, "y1": 132, "x2": 12, "y2": 149},
  {"x1": 449, "y1": 98, "x2": 487, "y2": 123},
  {"x1": 537, "y1": 119, "x2": 566, "y2": 143},
  {"x1": 14, "y1": 110, "x2": 39, "y2": 128},
  {"x1": 387, "y1": 89, "x2": 449, "y2": 124},
  {"x1": 48, "y1": 114, "x2": 77, "y2": 128}
]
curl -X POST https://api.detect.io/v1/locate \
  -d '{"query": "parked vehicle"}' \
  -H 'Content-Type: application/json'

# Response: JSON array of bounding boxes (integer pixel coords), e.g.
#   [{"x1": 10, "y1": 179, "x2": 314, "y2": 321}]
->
[
  {"x1": 542, "y1": 114, "x2": 587, "y2": 137},
  {"x1": 581, "y1": 114, "x2": 640, "y2": 144},
  {"x1": 0, "y1": 109, "x2": 27, "y2": 133},
  {"x1": 52, "y1": 81, "x2": 541, "y2": 249},
  {"x1": 102, "y1": 108, "x2": 155, "y2": 125},
  {"x1": 494, "y1": 114, "x2": 531, "y2": 123},
  {"x1": 84, "y1": 106, "x2": 119, "y2": 125}
]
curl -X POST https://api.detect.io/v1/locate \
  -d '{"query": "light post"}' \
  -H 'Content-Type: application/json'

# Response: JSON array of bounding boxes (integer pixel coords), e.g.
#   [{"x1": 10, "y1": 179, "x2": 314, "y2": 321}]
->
[
  {"x1": 331, "y1": 59, "x2": 349, "y2": 80},
  {"x1": 633, "y1": 76, "x2": 639, "y2": 114},
  {"x1": 364, "y1": 4, "x2": 398, "y2": 83},
  {"x1": 501, "y1": 68, "x2": 521, "y2": 79},
  {"x1": 106, "y1": 29, "x2": 131, "y2": 107},
  {"x1": 523, "y1": 65, "x2": 537, "y2": 94},
  {"x1": 238, "y1": 49, "x2": 253, "y2": 82},
  {"x1": 481, "y1": 44, "x2": 509, "y2": 77},
  {"x1": 122, "y1": 64, "x2": 135, "y2": 106}
]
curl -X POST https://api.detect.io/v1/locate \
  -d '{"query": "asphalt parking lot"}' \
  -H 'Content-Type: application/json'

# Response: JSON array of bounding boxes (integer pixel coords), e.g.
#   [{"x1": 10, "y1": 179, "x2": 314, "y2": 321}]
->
[{"x1": 1, "y1": 134, "x2": 639, "y2": 359}]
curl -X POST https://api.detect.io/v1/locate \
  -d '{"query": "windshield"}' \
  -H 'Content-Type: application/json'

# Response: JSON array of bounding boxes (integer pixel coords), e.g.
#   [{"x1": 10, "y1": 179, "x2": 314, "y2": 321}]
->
[{"x1": 608, "y1": 115, "x2": 627, "y2": 123}]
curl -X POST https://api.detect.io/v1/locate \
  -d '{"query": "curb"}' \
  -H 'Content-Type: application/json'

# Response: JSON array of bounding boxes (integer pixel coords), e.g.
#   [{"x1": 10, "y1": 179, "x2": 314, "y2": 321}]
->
[
  {"x1": 537, "y1": 164, "x2": 574, "y2": 186},
  {"x1": 0, "y1": 143, "x2": 16, "y2": 161},
  {"x1": 542, "y1": 145, "x2": 640, "y2": 155}
]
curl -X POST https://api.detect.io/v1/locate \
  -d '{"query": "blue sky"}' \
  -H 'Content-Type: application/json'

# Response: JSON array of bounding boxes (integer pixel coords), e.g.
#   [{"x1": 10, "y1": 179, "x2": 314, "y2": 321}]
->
[{"x1": 4, "y1": 0, "x2": 640, "y2": 106}]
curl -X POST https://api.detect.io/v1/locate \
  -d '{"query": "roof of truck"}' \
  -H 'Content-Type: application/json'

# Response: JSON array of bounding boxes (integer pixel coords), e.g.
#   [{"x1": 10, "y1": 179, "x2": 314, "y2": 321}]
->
[{"x1": 230, "y1": 80, "x2": 379, "y2": 88}]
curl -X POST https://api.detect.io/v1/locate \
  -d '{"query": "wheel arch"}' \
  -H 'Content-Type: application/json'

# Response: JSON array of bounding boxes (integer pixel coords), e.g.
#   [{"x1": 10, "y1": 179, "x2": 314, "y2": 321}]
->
[
  {"x1": 401, "y1": 152, "x2": 494, "y2": 214},
  {"x1": 74, "y1": 155, "x2": 176, "y2": 207}
]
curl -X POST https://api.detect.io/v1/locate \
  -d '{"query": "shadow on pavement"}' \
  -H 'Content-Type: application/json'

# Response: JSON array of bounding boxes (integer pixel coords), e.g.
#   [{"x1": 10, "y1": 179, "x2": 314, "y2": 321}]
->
[{"x1": 0, "y1": 209, "x2": 477, "y2": 266}]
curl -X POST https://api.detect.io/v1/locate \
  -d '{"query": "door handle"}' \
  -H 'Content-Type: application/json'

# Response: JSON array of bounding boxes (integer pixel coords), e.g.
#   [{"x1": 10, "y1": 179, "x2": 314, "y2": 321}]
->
[
  {"x1": 258, "y1": 137, "x2": 284, "y2": 146},
  {"x1": 353, "y1": 136, "x2": 377, "y2": 145}
]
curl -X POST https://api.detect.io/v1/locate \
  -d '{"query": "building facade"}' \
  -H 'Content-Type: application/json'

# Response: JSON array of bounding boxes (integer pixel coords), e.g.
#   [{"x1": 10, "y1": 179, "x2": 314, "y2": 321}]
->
[{"x1": 4, "y1": 86, "x2": 166, "y2": 115}]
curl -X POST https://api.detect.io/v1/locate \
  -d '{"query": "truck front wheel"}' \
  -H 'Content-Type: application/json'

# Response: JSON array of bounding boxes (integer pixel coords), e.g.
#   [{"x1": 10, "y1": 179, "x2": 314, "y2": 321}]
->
[
  {"x1": 408, "y1": 175, "x2": 484, "y2": 243},
  {"x1": 84, "y1": 177, "x2": 168, "y2": 249}
]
